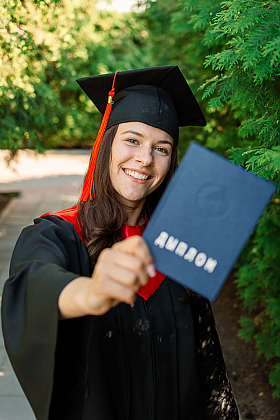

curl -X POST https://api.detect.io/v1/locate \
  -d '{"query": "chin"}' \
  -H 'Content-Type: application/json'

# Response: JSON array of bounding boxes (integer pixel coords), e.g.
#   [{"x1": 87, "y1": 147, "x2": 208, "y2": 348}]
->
[{"x1": 119, "y1": 192, "x2": 146, "y2": 206}]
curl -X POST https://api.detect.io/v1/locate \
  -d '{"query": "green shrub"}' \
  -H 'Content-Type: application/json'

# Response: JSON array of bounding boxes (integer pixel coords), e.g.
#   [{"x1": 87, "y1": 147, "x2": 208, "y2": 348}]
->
[
  {"x1": 198, "y1": 0, "x2": 280, "y2": 395},
  {"x1": 144, "y1": 0, "x2": 280, "y2": 397}
]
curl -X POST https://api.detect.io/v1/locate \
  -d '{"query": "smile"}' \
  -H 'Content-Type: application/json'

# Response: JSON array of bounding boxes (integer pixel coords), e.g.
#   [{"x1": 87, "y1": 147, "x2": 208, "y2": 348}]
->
[{"x1": 124, "y1": 169, "x2": 150, "y2": 180}]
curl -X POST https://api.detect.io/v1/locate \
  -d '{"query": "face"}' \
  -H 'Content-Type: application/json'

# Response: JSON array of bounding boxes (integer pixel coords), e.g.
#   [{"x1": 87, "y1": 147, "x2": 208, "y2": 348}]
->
[{"x1": 109, "y1": 122, "x2": 174, "y2": 208}]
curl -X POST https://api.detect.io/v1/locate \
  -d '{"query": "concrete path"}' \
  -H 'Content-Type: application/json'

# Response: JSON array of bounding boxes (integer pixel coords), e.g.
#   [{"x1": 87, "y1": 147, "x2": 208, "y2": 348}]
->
[{"x1": 0, "y1": 150, "x2": 90, "y2": 419}]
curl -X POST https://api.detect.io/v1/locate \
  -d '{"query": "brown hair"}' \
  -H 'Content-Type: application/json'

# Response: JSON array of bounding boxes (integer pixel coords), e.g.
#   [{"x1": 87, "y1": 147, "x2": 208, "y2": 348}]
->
[{"x1": 79, "y1": 124, "x2": 178, "y2": 267}]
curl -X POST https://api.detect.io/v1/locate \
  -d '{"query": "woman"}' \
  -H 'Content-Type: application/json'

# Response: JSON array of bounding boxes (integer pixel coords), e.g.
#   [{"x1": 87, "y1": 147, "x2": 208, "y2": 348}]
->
[{"x1": 2, "y1": 66, "x2": 239, "y2": 420}]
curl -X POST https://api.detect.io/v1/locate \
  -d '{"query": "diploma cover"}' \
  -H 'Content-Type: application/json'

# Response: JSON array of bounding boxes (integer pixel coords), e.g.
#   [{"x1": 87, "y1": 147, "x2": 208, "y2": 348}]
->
[{"x1": 143, "y1": 142, "x2": 277, "y2": 300}]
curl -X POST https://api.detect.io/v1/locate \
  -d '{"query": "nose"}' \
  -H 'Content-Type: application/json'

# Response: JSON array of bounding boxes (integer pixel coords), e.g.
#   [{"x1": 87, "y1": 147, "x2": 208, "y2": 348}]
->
[{"x1": 135, "y1": 146, "x2": 154, "y2": 166}]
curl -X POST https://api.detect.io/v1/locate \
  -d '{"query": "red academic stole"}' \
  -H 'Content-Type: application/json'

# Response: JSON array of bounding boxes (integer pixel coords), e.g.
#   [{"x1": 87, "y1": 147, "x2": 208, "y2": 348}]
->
[{"x1": 41, "y1": 206, "x2": 165, "y2": 300}]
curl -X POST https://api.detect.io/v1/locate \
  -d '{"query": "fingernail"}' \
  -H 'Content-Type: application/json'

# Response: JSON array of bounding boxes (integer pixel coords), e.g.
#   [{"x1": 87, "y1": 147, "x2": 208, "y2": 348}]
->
[{"x1": 147, "y1": 264, "x2": 156, "y2": 278}]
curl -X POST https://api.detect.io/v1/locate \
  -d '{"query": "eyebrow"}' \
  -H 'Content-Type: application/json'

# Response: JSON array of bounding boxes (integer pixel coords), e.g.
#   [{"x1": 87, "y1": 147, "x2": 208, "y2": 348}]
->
[
  {"x1": 120, "y1": 130, "x2": 174, "y2": 146},
  {"x1": 121, "y1": 130, "x2": 145, "y2": 137}
]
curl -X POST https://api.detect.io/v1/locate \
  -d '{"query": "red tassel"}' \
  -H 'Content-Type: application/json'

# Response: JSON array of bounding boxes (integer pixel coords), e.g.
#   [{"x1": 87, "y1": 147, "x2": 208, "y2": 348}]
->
[{"x1": 80, "y1": 71, "x2": 119, "y2": 202}]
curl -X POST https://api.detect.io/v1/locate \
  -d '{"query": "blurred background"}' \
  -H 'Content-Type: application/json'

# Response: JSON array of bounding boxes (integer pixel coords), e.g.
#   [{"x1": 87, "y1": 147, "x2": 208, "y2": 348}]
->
[{"x1": 0, "y1": 0, "x2": 280, "y2": 418}]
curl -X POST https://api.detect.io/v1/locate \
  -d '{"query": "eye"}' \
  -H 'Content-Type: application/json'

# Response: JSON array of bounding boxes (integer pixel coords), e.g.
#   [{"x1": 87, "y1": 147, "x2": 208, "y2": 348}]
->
[
  {"x1": 155, "y1": 146, "x2": 169, "y2": 155},
  {"x1": 126, "y1": 138, "x2": 139, "y2": 145}
]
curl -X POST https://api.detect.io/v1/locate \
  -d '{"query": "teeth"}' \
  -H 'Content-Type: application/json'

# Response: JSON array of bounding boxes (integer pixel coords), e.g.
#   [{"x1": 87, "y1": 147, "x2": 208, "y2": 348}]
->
[{"x1": 124, "y1": 169, "x2": 149, "y2": 180}]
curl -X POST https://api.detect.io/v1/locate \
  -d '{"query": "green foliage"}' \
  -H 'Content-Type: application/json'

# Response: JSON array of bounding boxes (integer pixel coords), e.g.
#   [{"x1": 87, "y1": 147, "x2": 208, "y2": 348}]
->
[
  {"x1": 0, "y1": 0, "x2": 151, "y2": 152},
  {"x1": 144, "y1": 0, "x2": 280, "y2": 398},
  {"x1": 192, "y1": 0, "x2": 280, "y2": 399},
  {"x1": 142, "y1": 0, "x2": 242, "y2": 157},
  {"x1": 199, "y1": 2, "x2": 280, "y2": 396},
  {"x1": 202, "y1": 0, "x2": 280, "y2": 152},
  {"x1": 270, "y1": 364, "x2": 280, "y2": 399},
  {"x1": 236, "y1": 205, "x2": 280, "y2": 397}
]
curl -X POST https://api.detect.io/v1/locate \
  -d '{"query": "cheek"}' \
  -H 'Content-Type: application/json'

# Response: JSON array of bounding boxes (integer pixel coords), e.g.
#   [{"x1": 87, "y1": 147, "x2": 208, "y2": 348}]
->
[
  {"x1": 158, "y1": 157, "x2": 172, "y2": 180},
  {"x1": 111, "y1": 143, "x2": 131, "y2": 165},
  {"x1": 109, "y1": 148, "x2": 122, "y2": 176}
]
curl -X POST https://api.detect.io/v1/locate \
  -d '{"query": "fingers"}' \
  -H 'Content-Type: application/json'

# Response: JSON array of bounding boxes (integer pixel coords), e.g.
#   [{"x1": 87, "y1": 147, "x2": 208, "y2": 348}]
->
[
  {"x1": 115, "y1": 235, "x2": 151, "y2": 260},
  {"x1": 108, "y1": 262, "x2": 143, "y2": 290},
  {"x1": 113, "y1": 236, "x2": 156, "y2": 277},
  {"x1": 108, "y1": 251, "x2": 149, "y2": 287},
  {"x1": 89, "y1": 236, "x2": 156, "y2": 312},
  {"x1": 94, "y1": 274, "x2": 137, "y2": 305}
]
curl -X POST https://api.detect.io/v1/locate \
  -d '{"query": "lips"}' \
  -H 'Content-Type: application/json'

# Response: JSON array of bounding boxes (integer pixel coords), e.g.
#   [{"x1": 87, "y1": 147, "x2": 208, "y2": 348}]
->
[{"x1": 124, "y1": 169, "x2": 151, "y2": 181}]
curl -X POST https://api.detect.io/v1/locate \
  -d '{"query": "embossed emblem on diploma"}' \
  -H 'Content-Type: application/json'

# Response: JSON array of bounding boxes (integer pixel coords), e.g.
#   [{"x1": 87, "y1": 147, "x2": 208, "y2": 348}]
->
[{"x1": 143, "y1": 142, "x2": 277, "y2": 300}]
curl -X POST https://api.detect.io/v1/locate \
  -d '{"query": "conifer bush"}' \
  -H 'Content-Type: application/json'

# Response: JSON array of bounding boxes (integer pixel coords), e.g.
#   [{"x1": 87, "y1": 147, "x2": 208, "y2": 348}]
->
[
  {"x1": 144, "y1": 0, "x2": 280, "y2": 397},
  {"x1": 199, "y1": 0, "x2": 280, "y2": 397}
]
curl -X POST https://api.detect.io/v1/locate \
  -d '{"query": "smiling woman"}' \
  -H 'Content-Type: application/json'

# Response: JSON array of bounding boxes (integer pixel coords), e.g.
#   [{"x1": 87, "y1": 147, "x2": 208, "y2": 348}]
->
[
  {"x1": 109, "y1": 122, "x2": 173, "y2": 219},
  {"x1": 2, "y1": 66, "x2": 239, "y2": 420}
]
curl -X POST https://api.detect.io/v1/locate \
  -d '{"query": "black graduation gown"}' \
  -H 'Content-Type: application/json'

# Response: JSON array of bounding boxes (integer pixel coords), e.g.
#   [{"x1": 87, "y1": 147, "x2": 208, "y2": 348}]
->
[{"x1": 1, "y1": 215, "x2": 239, "y2": 420}]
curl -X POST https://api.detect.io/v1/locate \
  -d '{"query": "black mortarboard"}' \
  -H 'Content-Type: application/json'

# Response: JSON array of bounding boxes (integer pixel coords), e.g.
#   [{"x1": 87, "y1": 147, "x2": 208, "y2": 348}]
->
[
  {"x1": 76, "y1": 66, "x2": 206, "y2": 201},
  {"x1": 77, "y1": 65, "x2": 206, "y2": 142}
]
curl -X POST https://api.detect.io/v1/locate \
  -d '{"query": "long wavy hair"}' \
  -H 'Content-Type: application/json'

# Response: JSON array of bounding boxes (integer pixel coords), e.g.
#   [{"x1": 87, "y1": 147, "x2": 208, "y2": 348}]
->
[{"x1": 79, "y1": 124, "x2": 178, "y2": 267}]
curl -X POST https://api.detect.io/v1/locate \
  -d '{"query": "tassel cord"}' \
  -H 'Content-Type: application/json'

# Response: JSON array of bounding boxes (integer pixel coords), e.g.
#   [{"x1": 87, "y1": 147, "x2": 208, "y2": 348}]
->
[{"x1": 80, "y1": 72, "x2": 119, "y2": 202}]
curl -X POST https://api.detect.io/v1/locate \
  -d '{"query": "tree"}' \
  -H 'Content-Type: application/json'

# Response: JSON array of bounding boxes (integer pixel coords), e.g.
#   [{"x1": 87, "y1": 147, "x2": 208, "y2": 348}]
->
[
  {"x1": 143, "y1": 0, "x2": 280, "y2": 397},
  {"x1": 201, "y1": 0, "x2": 280, "y2": 398},
  {"x1": 0, "y1": 0, "x2": 152, "y2": 153}
]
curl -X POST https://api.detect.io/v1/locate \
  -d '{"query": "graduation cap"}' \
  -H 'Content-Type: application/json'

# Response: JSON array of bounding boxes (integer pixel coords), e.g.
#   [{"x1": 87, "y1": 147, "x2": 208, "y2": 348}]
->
[{"x1": 76, "y1": 66, "x2": 206, "y2": 202}]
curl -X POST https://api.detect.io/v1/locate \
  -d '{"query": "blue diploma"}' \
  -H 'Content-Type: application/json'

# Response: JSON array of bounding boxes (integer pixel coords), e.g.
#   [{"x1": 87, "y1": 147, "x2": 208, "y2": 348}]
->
[{"x1": 143, "y1": 142, "x2": 277, "y2": 300}]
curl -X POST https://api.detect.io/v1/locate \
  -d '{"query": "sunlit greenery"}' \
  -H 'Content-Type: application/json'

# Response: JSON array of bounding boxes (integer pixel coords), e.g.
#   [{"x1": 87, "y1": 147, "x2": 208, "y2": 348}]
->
[
  {"x1": 142, "y1": 0, "x2": 280, "y2": 398},
  {"x1": 0, "y1": 0, "x2": 151, "y2": 152}
]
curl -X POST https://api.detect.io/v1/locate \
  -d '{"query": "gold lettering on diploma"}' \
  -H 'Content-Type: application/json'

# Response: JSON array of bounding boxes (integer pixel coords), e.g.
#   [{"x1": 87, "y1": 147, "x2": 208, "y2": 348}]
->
[{"x1": 154, "y1": 231, "x2": 218, "y2": 273}]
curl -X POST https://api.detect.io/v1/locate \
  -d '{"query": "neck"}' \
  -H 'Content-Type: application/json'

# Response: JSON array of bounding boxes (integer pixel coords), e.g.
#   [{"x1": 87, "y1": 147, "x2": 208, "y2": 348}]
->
[{"x1": 125, "y1": 203, "x2": 145, "y2": 226}]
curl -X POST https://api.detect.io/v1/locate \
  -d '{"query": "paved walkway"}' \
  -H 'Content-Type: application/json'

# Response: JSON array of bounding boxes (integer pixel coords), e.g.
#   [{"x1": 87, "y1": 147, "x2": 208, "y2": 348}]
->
[{"x1": 0, "y1": 150, "x2": 90, "y2": 419}]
